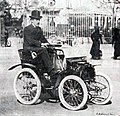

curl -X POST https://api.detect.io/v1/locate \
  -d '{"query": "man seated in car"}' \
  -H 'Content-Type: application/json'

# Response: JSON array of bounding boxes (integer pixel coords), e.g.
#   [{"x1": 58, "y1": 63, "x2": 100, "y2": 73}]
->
[{"x1": 23, "y1": 10, "x2": 57, "y2": 78}]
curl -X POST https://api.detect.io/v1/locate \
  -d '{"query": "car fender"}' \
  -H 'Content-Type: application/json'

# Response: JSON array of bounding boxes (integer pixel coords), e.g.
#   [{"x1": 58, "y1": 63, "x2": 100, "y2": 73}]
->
[{"x1": 8, "y1": 63, "x2": 36, "y2": 70}]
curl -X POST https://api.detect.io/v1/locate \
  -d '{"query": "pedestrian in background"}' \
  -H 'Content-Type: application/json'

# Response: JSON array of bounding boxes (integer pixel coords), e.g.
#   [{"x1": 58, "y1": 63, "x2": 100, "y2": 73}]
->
[
  {"x1": 90, "y1": 26, "x2": 103, "y2": 60},
  {"x1": 4, "y1": 28, "x2": 9, "y2": 47},
  {"x1": 112, "y1": 28, "x2": 120, "y2": 59}
]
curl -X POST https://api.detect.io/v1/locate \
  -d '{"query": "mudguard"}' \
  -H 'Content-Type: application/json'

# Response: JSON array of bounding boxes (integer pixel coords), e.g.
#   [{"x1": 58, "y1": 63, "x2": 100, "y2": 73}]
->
[{"x1": 8, "y1": 63, "x2": 36, "y2": 70}]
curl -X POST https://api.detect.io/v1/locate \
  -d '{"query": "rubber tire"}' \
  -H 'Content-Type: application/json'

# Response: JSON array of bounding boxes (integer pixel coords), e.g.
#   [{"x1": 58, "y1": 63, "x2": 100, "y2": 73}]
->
[
  {"x1": 14, "y1": 68, "x2": 41, "y2": 105},
  {"x1": 91, "y1": 72, "x2": 112, "y2": 105},
  {"x1": 58, "y1": 75, "x2": 88, "y2": 110}
]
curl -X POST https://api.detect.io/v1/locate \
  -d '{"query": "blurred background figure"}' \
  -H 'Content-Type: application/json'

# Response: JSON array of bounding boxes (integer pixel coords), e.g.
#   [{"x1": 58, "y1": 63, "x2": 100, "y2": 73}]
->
[
  {"x1": 90, "y1": 26, "x2": 103, "y2": 60},
  {"x1": 112, "y1": 28, "x2": 120, "y2": 59},
  {"x1": 4, "y1": 28, "x2": 8, "y2": 47}
]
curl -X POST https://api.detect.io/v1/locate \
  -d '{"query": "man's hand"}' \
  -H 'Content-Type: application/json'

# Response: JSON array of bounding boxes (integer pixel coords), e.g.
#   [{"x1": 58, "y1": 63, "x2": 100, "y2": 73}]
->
[{"x1": 41, "y1": 43, "x2": 49, "y2": 47}]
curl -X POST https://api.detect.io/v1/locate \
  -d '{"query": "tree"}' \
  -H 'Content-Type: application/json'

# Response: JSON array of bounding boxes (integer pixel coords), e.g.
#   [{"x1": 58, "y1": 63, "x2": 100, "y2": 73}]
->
[{"x1": 0, "y1": 0, "x2": 9, "y2": 11}]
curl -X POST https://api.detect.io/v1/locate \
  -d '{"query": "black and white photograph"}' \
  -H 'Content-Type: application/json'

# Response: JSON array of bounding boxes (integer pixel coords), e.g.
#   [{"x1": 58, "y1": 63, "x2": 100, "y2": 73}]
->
[{"x1": 0, "y1": 0, "x2": 120, "y2": 115}]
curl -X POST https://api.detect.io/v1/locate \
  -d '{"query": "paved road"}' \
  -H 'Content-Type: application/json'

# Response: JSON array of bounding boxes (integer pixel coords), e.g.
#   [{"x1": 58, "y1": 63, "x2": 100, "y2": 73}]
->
[{"x1": 0, "y1": 37, "x2": 120, "y2": 116}]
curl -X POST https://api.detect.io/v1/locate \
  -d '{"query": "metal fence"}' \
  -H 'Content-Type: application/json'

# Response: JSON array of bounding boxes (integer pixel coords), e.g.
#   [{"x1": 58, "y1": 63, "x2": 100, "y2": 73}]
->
[
  {"x1": 41, "y1": 11, "x2": 113, "y2": 39},
  {"x1": 0, "y1": 9, "x2": 113, "y2": 46}
]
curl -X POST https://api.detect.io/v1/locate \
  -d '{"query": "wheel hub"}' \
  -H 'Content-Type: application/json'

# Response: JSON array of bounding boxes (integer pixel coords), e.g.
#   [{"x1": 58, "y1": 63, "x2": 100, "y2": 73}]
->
[
  {"x1": 70, "y1": 89, "x2": 76, "y2": 95},
  {"x1": 70, "y1": 89, "x2": 79, "y2": 97}
]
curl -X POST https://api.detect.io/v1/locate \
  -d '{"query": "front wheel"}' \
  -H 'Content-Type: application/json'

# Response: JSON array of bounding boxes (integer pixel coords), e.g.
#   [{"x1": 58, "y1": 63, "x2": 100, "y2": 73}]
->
[
  {"x1": 58, "y1": 75, "x2": 88, "y2": 110},
  {"x1": 88, "y1": 72, "x2": 112, "y2": 105},
  {"x1": 14, "y1": 68, "x2": 41, "y2": 104}
]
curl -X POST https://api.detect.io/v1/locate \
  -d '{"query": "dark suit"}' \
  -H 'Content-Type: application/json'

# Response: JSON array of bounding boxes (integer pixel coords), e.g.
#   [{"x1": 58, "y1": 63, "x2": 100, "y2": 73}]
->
[
  {"x1": 23, "y1": 24, "x2": 53, "y2": 73},
  {"x1": 112, "y1": 28, "x2": 120, "y2": 58}
]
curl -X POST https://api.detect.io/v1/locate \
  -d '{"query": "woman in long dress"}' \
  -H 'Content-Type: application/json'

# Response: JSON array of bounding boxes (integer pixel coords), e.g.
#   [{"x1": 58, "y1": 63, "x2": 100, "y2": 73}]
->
[{"x1": 90, "y1": 27, "x2": 103, "y2": 60}]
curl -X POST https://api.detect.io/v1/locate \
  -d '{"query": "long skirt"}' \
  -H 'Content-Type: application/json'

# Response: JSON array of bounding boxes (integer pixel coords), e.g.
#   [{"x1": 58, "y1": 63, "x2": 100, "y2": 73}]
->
[{"x1": 90, "y1": 41, "x2": 101, "y2": 58}]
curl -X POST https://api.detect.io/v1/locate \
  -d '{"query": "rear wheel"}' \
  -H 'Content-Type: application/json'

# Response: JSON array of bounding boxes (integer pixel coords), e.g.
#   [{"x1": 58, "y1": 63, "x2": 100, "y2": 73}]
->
[
  {"x1": 88, "y1": 72, "x2": 112, "y2": 104},
  {"x1": 59, "y1": 75, "x2": 88, "y2": 110},
  {"x1": 14, "y1": 68, "x2": 41, "y2": 104}
]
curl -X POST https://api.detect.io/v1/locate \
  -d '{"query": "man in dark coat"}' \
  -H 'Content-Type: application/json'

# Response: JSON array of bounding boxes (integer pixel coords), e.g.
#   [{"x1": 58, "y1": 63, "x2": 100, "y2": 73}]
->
[
  {"x1": 23, "y1": 10, "x2": 53, "y2": 74},
  {"x1": 112, "y1": 28, "x2": 120, "y2": 59},
  {"x1": 90, "y1": 26, "x2": 103, "y2": 60}
]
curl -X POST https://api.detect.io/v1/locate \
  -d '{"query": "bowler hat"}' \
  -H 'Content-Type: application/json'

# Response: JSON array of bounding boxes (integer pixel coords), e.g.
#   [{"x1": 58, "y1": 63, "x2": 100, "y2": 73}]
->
[{"x1": 29, "y1": 10, "x2": 42, "y2": 20}]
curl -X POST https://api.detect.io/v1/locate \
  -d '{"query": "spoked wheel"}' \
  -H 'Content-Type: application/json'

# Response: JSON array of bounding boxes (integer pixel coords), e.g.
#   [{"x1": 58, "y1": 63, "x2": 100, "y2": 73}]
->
[
  {"x1": 88, "y1": 72, "x2": 112, "y2": 105},
  {"x1": 59, "y1": 75, "x2": 88, "y2": 110},
  {"x1": 14, "y1": 68, "x2": 41, "y2": 104}
]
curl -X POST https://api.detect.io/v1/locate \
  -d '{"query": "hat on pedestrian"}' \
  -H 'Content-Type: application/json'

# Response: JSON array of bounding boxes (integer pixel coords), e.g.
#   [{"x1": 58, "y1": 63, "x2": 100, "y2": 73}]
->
[{"x1": 29, "y1": 10, "x2": 42, "y2": 20}]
